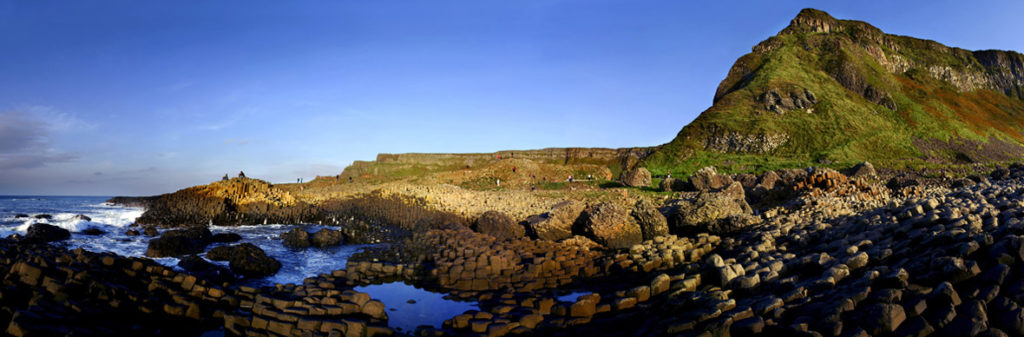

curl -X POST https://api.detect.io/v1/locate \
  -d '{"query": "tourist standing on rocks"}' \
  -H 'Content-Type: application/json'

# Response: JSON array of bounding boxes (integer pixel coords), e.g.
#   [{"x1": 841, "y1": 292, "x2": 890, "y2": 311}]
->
[
  {"x1": 222, "y1": 174, "x2": 228, "y2": 181},
  {"x1": 496, "y1": 179, "x2": 500, "y2": 186},
  {"x1": 667, "y1": 170, "x2": 671, "y2": 178},
  {"x1": 238, "y1": 171, "x2": 245, "y2": 178},
  {"x1": 349, "y1": 177, "x2": 353, "y2": 183},
  {"x1": 513, "y1": 166, "x2": 517, "y2": 173}
]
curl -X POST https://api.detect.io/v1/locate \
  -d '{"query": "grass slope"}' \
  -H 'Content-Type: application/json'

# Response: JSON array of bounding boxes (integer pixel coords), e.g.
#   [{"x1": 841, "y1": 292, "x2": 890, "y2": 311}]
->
[{"x1": 644, "y1": 8, "x2": 1024, "y2": 177}]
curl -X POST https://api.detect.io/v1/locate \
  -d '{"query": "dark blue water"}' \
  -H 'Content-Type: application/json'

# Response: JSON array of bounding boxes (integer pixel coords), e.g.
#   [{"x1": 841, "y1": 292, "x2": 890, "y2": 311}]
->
[{"x1": 0, "y1": 195, "x2": 476, "y2": 330}]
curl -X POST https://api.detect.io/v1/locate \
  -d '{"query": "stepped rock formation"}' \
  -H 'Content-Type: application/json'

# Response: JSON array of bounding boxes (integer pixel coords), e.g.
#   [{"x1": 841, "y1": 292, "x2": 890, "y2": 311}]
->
[{"x1": 646, "y1": 8, "x2": 1024, "y2": 169}]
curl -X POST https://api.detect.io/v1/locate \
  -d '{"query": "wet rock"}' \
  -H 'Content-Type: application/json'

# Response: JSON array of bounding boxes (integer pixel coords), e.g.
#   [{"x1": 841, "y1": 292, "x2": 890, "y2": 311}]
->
[
  {"x1": 25, "y1": 223, "x2": 70, "y2": 242},
  {"x1": 33, "y1": 214, "x2": 52, "y2": 220},
  {"x1": 178, "y1": 254, "x2": 234, "y2": 284},
  {"x1": 577, "y1": 202, "x2": 643, "y2": 249},
  {"x1": 82, "y1": 227, "x2": 105, "y2": 235},
  {"x1": 310, "y1": 228, "x2": 344, "y2": 247},
  {"x1": 14, "y1": 213, "x2": 28, "y2": 218},
  {"x1": 208, "y1": 243, "x2": 281, "y2": 278},
  {"x1": 71, "y1": 214, "x2": 92, "y2": 222},
  {"x1": 632, "y1": 199, "x2": 668, "y2": 240},
  {"x1": 527, "y1": 200, "x2": 584, "y2": 241},
  {"x1": 473, "y1": 211, "x2": 525, "y2": 240},
  {"x1": 620, "y1": 167, "x2": 652, "y2": 187},
  {"x1": 125, "y1": 229, "x2": 140, "y2": 236},
  {"x1": 145, "y1": 226, "x2": 213, "y2": 258},
  {"x1": 143, "y1": 226, "x2": 159, "y2": 237},
  {"x1": 211, "y1": 233, "x2": 242, "y2": 243},
  {"x1": 280, "y1": 227, "x2": 311, "y2": 248}
]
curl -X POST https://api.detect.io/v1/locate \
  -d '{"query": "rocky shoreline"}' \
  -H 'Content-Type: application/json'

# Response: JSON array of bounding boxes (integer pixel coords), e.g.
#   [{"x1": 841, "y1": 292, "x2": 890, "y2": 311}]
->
[{"x1": 4, "y1": 162, "x2": 1024, "y2": 336}]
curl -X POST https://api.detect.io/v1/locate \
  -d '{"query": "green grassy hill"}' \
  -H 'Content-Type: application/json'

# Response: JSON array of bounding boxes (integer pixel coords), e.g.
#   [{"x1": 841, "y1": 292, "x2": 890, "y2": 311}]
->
[{"x1": 644, "y1": 8, "x2": 1024, "y2": 176}]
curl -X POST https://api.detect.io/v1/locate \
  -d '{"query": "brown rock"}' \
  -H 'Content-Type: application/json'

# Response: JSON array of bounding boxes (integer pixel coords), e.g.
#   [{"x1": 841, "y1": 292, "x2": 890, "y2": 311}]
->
[
  {"x1": 632, "y1": 199, "x2": 669, "y2": 241},
  {"x1": 474, "y1": 211, "x2": 525, "y2": 240},
  {"x1": 620, "y1": 167, "x2": 652, "y2": 187},
  {"x1": 577, "y1": 202, "x2": 643, "y2": 249},
  {"x1": 527, "y1": 201, "x2": 584, "y2": 241}
]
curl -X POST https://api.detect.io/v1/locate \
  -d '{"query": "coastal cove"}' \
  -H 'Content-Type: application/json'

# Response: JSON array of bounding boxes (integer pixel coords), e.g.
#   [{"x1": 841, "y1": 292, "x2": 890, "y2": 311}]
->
[{"x1": 0, "y1": 196, "x2": 489, "y2": 333}]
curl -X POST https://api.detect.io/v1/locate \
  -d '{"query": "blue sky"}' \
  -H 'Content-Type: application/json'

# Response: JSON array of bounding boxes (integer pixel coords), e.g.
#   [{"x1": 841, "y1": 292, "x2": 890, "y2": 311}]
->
[{"x1": 1, "y1": 1, "x2": 1021, "y2": 196}]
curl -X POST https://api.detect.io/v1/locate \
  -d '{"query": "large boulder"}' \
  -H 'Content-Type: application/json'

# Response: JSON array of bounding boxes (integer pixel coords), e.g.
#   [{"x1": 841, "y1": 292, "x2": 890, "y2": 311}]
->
[
  {"x1": 670, "y1": 182, "x2": 753, "y2": 235},
  {"x1": 619, "y1": 168, "x2": 652, "y2": 187},
  {"x1": 474, "y1": 211, "x2": 525, "y2": 240},
  {"x1": 577, "y1": 202, "x2": 643, "y2": 249},
  {"x1": 690, "y1": 166, "x2": 734, "y2": 191},
  {"x1": 211, "y1": 233, "x2": 242, "y2": 243},
  {"x1": 178, "y1": 255, "x2": 234, "y2": 284},
  {"x1": 632, "y1": 199, "x2": 668, "y2": 240},
  {"x1": 527, "y1": 201, "x2": 585, "y2": 241},
  {"x1": 886, "y1": 174, "x2": 920, "y2": 190},
  {"x1": 280, "y1": 227, "x2": 311, "y2": 248},
  {"x1": 25, "y1": 223, "x2": 71, "y2": 242},
  {"x1": 205, "y1": 243, "x2": 281, "y2": 278},
  {"x1": 850, "y1": 162, "x2": 877, "y2": 178},
  {"x1": 145, "y1": 226, "x2": 213, "y2": 257},
  {"x1": 310, "y1": 228, "x2": 343, "y2": 247}
]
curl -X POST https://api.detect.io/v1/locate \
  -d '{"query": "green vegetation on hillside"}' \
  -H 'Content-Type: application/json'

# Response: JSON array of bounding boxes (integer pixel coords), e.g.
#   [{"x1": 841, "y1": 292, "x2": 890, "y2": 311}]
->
[{"x1": 643, "y1": 8, "x2": 1024, "y2": 178}]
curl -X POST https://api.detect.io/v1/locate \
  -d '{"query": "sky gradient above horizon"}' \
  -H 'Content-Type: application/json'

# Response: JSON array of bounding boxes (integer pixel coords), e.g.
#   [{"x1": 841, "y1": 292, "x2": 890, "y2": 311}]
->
[{"x1": 1, "y1": 1, "x2": 1022, "y2": 196}]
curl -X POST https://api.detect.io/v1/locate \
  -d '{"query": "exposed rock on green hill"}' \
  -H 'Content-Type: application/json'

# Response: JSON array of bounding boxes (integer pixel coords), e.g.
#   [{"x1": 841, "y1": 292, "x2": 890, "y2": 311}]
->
[{"x1": 646, "y1": 8, "x2": 1024, "y2": 173}]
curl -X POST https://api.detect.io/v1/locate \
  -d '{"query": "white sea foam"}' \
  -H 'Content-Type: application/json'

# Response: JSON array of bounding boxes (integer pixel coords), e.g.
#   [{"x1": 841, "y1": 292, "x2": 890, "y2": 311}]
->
[{"x1": 6, "y1": 204, "x2": 143, "y2": 233}]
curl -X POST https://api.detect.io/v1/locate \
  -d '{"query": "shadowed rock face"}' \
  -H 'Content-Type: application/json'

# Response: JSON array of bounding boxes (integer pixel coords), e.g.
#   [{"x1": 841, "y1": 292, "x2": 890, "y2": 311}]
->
[
  {"x1": 145, "y1": 226, "x2": 213, "y2": 258},
  {"x1": 25, "y1": 223, "x2": 70, "y2": 242},
  {"x1": 474, "y1": 210, "x2": 525, "y2": 241},
  {"x1": 527, "y1": 200, "x2": 585, "y2": 242},
  {"x1": 205, "y1": 243, "x2": 281, "y2": 278},
  {"x1": 632, "y1": 199, "x2": 669, "y2": 241}
]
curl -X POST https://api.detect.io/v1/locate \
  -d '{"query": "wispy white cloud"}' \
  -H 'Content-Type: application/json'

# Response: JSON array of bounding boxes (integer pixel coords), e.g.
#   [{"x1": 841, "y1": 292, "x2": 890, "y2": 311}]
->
[{"x1": 0, "y1": 110, "x2": 79, "y2": 170}]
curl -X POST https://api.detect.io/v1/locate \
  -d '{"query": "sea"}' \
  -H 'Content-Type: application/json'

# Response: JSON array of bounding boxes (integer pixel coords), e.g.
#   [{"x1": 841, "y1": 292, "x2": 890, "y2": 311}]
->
[{"x1": 0, "y1": 195, "x2": 477, "y2": 333}]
